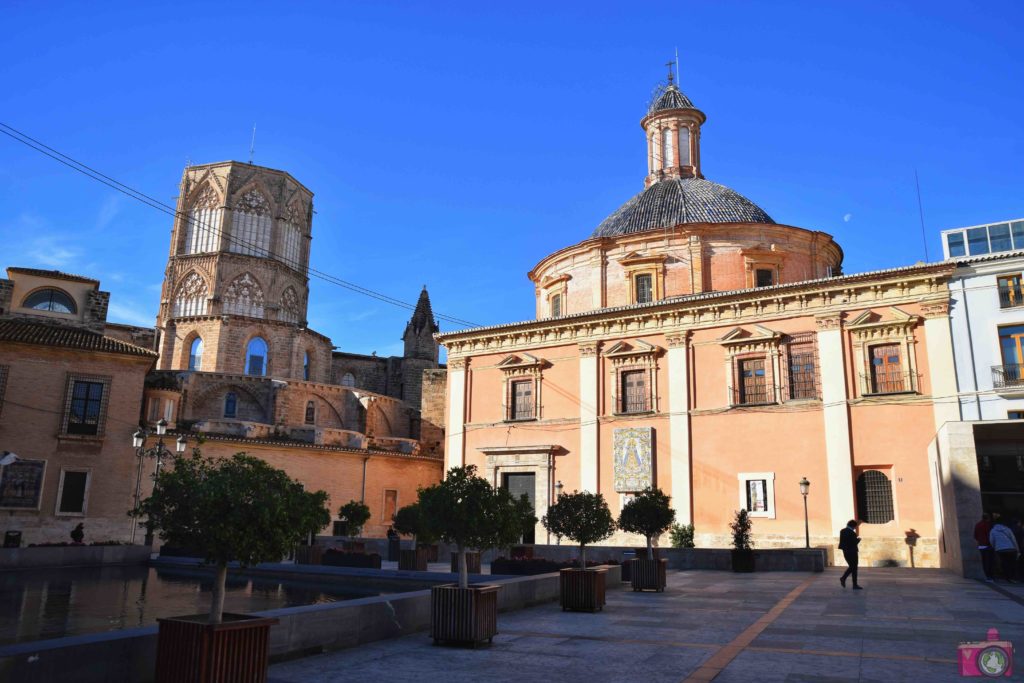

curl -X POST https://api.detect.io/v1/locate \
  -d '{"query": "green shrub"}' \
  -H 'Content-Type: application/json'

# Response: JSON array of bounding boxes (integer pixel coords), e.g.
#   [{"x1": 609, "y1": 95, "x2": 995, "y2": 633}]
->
[
  {"x1": 669, "y1": 523, "x2": 695, "y2": 548},
  {"x1": 730, "y1": 509, "x2": 753, "y2": 551}
]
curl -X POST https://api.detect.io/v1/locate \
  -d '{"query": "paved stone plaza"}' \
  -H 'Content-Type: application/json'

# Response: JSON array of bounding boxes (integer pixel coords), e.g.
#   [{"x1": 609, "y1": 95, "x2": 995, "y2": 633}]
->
[{"x1": 269, "y1": 568, "x2": 1024, "y2": 682}]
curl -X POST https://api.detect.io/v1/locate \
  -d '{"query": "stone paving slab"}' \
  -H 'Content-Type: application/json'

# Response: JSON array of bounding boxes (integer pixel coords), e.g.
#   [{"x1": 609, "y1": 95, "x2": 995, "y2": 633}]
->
[{"x1": 269, "y1": 567, "x2": 1023, "y2": 682}]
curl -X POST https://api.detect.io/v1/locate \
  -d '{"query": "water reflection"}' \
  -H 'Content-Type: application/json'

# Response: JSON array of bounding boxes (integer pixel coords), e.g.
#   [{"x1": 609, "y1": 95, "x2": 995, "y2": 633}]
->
[{"x1": 0, "y1": 565, "x2": 401, "y2": 645}]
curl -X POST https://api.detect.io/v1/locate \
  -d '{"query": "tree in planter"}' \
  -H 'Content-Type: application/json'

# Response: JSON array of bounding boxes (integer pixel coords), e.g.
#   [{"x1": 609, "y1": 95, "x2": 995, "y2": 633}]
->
[
  {"x1": 617, "y1": 487, "x2": 675, "y2": 560},
  {"x1": 336, "y1": 500, "x2": 371, "y2": 539},
  {"x1": 731, "y1": 509, "x2": 753, "y2": 551},
  {"x1": 417, "y1": 465, "x2": 523, "y2": 589},
  {"x1": 669, "y1": 522, "x2": 695, "y2": 548},
  {"x1": 133, "y1": 451, "x2": 330, "y2": 624},
  {"x1": 541, "y1": 491, "x2": 616, "y2": 568},
  {"x1": 392, "y1": 502, "x2": 428, "y2": 544}
]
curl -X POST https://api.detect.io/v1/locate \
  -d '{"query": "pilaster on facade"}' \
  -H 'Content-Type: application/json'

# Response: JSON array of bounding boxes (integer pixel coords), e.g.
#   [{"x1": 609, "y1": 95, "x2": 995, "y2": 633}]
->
[
  {"x1": 578, "y1": 341, "x2": 600, "y2": 492},
  {"x1": 666, "y1": 331, "x2": 693, "y2": 523},
  {"x1": 920, "y1": 299, "x2": 960, "y2": 430},
  {"x1": 445, "y1": 356, "x2": 469, "y2": 472},
  {"x1": 815, "y1": 312, "x2": 856, "y2": 531}
]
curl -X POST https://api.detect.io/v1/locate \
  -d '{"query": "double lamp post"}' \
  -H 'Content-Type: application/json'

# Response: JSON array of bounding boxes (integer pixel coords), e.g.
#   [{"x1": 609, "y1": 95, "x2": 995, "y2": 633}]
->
[{"x1": 130, "y1": 419, "x2": 187, "y2": 544}]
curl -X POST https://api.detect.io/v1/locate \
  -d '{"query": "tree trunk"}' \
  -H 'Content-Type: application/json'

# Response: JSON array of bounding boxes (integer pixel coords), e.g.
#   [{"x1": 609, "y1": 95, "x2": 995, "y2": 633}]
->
[
  {"x1": 579, "y1": 544, "x2": 586, "y2": 569},
  {"x1": 209, "y1": 562, "x2": 228, "y2": 624},
  {"x1": 647, "y1": 535, "x2": 653, "y2": 560},
  {"x1": 458, "y1": 545, "x2": 468, "y2": 589}
]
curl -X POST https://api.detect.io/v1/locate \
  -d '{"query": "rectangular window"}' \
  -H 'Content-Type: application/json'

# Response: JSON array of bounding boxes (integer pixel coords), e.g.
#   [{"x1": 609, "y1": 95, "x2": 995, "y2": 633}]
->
[
  {"x1": 996, "y1": 325, "x2": 1024, "y2": 388},
  {"x1": 620, "y1": 370, "x2": 649, "y2": 413},
  {"x1": 510, "y1": 380, "x2": 535, "y2": 420},
  {"x1": 550, "y1": 294, "x2": 562, "y2": 318},
  {"x1": 635, "y1": 274, "x2": 653, "y2": 304},
  {"x1": 946, "y1": 231, "x2": 966, "y2": 257},
  {"x1": 746, "y1": 479, "x2": 768, "y2": 513},
  {"x1": 869, "y1": 344, "x2": 906, "y2": 394},
  {"x1": 990, "y1": 223, "x2": 1013, "y2": 252},
  {"x1": 967, "y1": 227, "x2": 990, "y2": 255},
  {"x1": 1013, "y1": 221, "x2": 1024, "y2": 250},
  {"x1": 224, "y1": 393, "x2": 237, "y2": 418},
  {"x1": 247, "y1": 354, "x2": 265, "y2": 376},
  {"x1": 755, "y1": 269, "x2": 774, "y2": 288},
  {"x1": 739, "y1": 358, "x2": 768, "y2": 405},
  {"x1": 737, "y1": 472, "x2": 775, "y2": 518},
  {"x1": 998, "y1": 274, "x2": 1023, "y2": 309},
  {"x1": 1009, "y1": 411, "x2": 1024, "y2": 420},
  {"x1": 383, "y1": 489, "x2": 398, "y2": 522},
  {"x1": 787, "y1": 344, "x2": 817, "y2": 400},
  {"x1": 57, "y1": 470, "x2": 89, "y2": 515},
  {"x1": 67, "y1": 380, "x2": 104, "y2": 435}
]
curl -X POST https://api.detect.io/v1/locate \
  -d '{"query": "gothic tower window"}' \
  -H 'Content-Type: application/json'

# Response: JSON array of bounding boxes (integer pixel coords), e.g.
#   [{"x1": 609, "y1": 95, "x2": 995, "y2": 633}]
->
[
  {"x1": 341, "y1": 372, "x2": 356, "y2": 387},
  {"x1": 279, "y1": 286, "x2": 300, "y2": 323},
  {"x1": 189, "y1": 337, "x2": 204, "y2": 371},
  {"x1": 278, "y1": 202, "x2": 304, "y2": 269},
  {"x1": 185, "y1": 186, "x2": 221, "y2": 254},
  {"x1": 224, "y1": 392, "x2": 237, "y2": 418},
  {"x1": 245, "y1": 337, "x2": 268, "y2": 376},
  {"x1": 223, "y1": 273, "x2": 265, "y2": 318},
  {"x1": 173, "y1": 272, "x2": 209, "y2": 317},
  {"x1": 230, "y1": 189, "x2": 272, "y2": 257},
  {"x1": 303, "y1": 352, "x2": 311, "y2": 381},
  {"x1": 304, "y1": 400, "x2": 315, "y2": 424}
]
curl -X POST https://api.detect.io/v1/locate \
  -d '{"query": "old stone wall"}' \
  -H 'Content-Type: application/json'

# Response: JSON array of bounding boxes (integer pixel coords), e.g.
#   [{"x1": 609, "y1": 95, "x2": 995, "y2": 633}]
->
[{"x1": 419, "y1": 368, "x2": 446, "y2": 459}]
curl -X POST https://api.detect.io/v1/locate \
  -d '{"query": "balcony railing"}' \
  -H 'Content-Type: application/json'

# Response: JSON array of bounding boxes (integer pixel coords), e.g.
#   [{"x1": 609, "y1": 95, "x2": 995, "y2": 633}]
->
[
  {"x1": 999, "y1": 285, "x2": 1024, "y2": 309},
  {"x1": 993, "y1": 364, "x2": 1024, "y2": 389},
  {"x1": 860, "y1": 371, "x2": 915, "y2": 396},
  {"x1": 619, "y1": 394, "x2": 651, "y2": 414}
]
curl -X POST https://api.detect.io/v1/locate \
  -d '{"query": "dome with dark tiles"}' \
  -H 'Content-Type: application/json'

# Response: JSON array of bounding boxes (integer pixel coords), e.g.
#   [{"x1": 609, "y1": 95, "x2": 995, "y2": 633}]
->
[
  {"x1": 648, "y1": 83, "x2": 696, "y2": 115},
  {"x1": 591, "y1": 178, "x2": 775, "y2": 238}
]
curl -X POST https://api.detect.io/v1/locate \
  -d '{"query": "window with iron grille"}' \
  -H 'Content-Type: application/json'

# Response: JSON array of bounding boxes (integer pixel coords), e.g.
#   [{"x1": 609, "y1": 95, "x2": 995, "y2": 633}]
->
[
  {"x1": 510, "y1": 379, "x2": 535, "y2": 420},
  {"x1": 635, "y1": 274, "x2": 653, "y2": 304},
  {"x1": 855, "y1": 470, "x2": 894, "y2": 524},
  {"x1": 620, "y1": 370, "x2": 649, "y2": 413},
  {"x1": 67, "y1": 380, "x2": 105, "y2": 435},
  {"x1": 787, "y1": 343, "x2": 817, "y2": 400},
  {"x1": 738, "y1": 358, "x2": 769, "y2": 405},
  {"x1": 305, "y1": 401, "x2": 315, "y2": 424},
  {"x1": 998, "y1": 274, "x2": 1024, "y2": 309}
]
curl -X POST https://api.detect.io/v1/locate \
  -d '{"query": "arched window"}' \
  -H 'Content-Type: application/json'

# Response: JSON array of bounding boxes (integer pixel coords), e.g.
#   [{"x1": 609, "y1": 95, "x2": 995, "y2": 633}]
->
[
  {"x1": 173, "y1": 272, "x2": 208, "y2": 317},
  {"x1": 661, "y1": 128, "x2": 674, "y2": 169},
  {"x1": 23, "y1": 288, "x2": 76, "y2": 313},
  {"x1": 185, "y1": 186, "x2": 221, "y2": 254},
  {"x1": 855, "y1": 470, "x2": 894, "y2": 524},
  {"x1": 223, "y1": 273, "x2": 264, "y2": 318},
  {"x1": 279, "y1": 286, "x2": 300, "y2": 323},
  {"x1": 304, "y1": 400, "x2": 315, "y2": 424},
  {"x1": 224, "y1": 392, "x2": 237, "y2": 418},
  {"x1": 245, "y1": 337, "x2": 268, "y2": 376},
  {"x1": 678, "y1": 127, "x2": 691, "y2": 166},
  {"x1": 341, "y1": 372, "x2": 356, "y2": 387},
  {"x1": 303, "y1": 352, "x2": 311, "y2": 381},
  {"x1": 550, "y1": 293, "x2": 562, "y2": 318},
  {"x1": 188, "y1": 337, "x2": 204, "y2": 371},
  {"x1": 229, "y1": 188, "x2": 272, "y2": 257}
]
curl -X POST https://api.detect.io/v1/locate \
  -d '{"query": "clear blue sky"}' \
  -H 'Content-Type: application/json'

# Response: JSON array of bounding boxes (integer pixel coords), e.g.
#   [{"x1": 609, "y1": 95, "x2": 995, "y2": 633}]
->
[{"x1": 2, "y1": 1, "x2": 1021, "y2": 359}]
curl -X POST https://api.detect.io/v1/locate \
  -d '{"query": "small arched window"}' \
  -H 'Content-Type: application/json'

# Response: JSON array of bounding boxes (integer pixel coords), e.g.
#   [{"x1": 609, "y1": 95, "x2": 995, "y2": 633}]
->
[
  {"x1": 855, "y1": 470, "x2": 894, "y2": 524},
  {"x1": 661, "y1": 128, "x2": 674, "y2": 169},
  {"x1": 550, "y1": 294, "x2": 562, "y2": 318},
  {"x1": 341, "y1": 372, "x2": 356, "y2": 387},
  {"x1": 224, "y1": 392, "x2": 237, "y2": 418},
  {"x1": 245, "y1": 337, "x2": 268, "y2": 376},
  {"x1": 24, "y1": 288, "x2": 76, "y2": 314},
  {"x1": 304, "y1": 400, "x2": 315, "y2": 424},
  {"x1": 303, "y1": 352, "x2": 311, "y2": 381},
  {"x1": 188, "y1": 337, "x2": 204, "y2": 371}
]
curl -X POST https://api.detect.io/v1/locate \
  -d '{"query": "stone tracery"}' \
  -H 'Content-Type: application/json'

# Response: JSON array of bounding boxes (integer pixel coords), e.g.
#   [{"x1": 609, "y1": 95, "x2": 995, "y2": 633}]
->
[
  {"x1": 222, "y1": 272, "x2": 265, "y2": 318},
  {"x1": 173, "y1": 271, "x2": 209, "y2": 317}
]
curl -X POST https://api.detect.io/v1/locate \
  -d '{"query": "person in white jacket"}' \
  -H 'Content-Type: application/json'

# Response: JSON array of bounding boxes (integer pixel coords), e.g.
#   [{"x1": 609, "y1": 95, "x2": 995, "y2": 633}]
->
[{"x1": 990, "y1": 518, "x2": 1020, "y2": 582}]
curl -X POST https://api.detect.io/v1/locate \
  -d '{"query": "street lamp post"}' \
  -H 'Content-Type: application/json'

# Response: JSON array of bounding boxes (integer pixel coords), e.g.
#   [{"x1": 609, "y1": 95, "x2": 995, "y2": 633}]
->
[
  {"x1": 130, "y1": 419, "x2": 187, "y2": 544},
  {"x1": 554, "y1": 480, "x2": 564, "y2": 545},
  {"x1": 799, "y1": 477, "x2": 810, "y2": 549}
]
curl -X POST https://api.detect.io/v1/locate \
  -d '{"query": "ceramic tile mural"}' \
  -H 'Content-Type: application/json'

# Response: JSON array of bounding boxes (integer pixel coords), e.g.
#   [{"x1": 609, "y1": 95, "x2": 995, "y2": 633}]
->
[{"x1": 613, "y1": 427, "x2": 653, "y2": 492}]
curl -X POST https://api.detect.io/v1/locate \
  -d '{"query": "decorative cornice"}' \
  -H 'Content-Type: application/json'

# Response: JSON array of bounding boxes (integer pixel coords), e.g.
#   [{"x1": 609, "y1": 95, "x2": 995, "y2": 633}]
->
[
  {"x1": 920, "y1": 300, "x2": 950, "y2": 318},
  {"x1": 579, "y1": 341, "x2": 601, "y2": 357},
  {"x1": 448, "y1": 357, "x2": 470, "y2": 371},
  {"x1": 815, "y1": 313, "x2": 843, "y2": 330},
  {"x1": 666, "y1": 331, "x2": 691, "y2": 348}
]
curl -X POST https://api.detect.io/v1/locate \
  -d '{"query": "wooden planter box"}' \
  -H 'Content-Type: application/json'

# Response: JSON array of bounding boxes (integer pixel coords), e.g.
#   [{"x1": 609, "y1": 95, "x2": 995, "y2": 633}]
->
[
  {"x1": 559, "y1": 567, "x2": 606, "y2": 612},
  {"x1": 430, "y1": 584, "x2": 499, "y2": 647},
  {"x1": 731, "y1": 549, "x2": 755, "y2": 573},
  {"x1": 450, "y1": 551, "x2": 481, "y2": 574},
  {"x1": 420, "y1": 543, "x2": 439, "y2": 562},
  {"x1": 293, "y1": 545, "x2": 322, "y2": 565},
  {"x1": 631, "y1": 558, "x2": 667, "y2": 592},
  {"x1": 155, "y1": 613, "x2": 278, "y2": 683},
  {"x1": 399, "y1": 547, "x2": 430, "y2": 571}
]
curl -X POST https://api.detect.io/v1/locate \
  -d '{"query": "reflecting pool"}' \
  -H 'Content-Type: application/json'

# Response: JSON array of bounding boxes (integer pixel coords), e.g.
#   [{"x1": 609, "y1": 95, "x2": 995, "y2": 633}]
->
[{"x1": 0, "y1": 564, "x2": 418, "y2": 645}]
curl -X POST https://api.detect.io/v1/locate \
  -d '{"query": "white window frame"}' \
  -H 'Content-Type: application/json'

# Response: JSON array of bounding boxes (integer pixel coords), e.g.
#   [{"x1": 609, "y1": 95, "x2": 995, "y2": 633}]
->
[
  {"x1": 55, "y1": 468, "x2": 91, "y2": 517},
  {"x1": 737, "y1": 471, "x2": 775, "y2": 519}
]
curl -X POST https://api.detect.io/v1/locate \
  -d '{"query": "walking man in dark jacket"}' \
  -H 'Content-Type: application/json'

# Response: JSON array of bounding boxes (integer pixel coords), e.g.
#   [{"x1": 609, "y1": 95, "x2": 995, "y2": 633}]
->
[{"x1": 839, "y1": 519, "x2": 862, "y2": 589}]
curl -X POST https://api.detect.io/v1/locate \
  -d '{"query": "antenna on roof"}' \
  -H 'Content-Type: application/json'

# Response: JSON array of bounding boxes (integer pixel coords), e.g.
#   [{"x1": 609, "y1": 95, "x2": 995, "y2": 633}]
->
[
  {"x1": 914, "y1": 169, "x2": 930, "y2": 261},
  {"x1": 249, "y1": 124, "x2": 257, "y2": 165}
]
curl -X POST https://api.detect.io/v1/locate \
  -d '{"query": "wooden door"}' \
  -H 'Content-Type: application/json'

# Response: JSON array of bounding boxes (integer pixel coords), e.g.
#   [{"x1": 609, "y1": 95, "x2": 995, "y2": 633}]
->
[{"x1": 870, "y1": 345, "x2": 903, "y2": 393}]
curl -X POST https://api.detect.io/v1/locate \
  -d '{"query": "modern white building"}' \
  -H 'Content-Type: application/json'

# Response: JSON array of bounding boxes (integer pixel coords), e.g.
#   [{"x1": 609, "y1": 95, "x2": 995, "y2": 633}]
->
[{"x1": 943, "y1": 219, "x2": 1024, "y2": 420}]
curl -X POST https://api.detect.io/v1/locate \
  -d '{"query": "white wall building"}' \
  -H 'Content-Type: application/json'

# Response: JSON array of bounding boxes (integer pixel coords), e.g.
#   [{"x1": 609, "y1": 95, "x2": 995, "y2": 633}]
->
[{"x1": 944, "y1": 219, "x2": 1024, "y2": 420}]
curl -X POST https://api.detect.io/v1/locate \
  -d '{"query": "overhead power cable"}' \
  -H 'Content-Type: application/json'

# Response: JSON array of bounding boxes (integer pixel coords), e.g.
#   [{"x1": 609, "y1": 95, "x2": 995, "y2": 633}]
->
[{"x1": 0, "y1": 122, "x2": 479, "y2": 328}]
